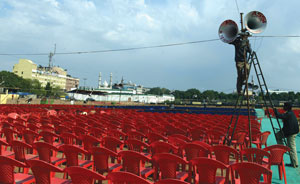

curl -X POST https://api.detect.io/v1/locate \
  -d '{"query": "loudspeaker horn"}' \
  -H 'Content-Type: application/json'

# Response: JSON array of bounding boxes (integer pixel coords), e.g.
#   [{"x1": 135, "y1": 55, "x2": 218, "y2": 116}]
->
[
  {"x1": 218, "y1": 19, "x2": 239, "y2": 43},
  {"x1": 245, "y1": 11, "x2": 267, "y2": 34}
]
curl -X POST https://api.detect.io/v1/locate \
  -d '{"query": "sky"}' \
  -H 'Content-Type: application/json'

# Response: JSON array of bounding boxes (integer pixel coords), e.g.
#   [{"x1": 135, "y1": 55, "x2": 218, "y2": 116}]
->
[{"x1": 0, "y1": 0, "x2": 300, "y2": 93}]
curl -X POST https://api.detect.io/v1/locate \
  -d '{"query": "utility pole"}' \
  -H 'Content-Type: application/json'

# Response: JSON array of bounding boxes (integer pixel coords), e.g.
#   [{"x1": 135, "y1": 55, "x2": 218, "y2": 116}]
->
[
  {"x1": 83, "y1": 78, "x2": 87, "y2": 90},
  {"x1": 48, "y1": 44, "x2": 56, "y2": 72}
]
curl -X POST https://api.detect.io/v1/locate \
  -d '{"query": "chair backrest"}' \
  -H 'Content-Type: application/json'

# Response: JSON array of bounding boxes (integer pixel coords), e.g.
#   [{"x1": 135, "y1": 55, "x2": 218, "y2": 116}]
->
[
  {"x1": 212, "y1": 145, "x2": 239, "y2": 165},
  {"x1": 59, "y1": 144, "x2": 88, "y2": 167},
  {"x1": 23, "y1": 129, "x2": 39, "y2": 145},
  {"x1": 190, "y1": 157, "x2": 228, "y2": 184},
  {"x1": 39, "y1": 131, "x2": 60, "y2": 145},
  {"x1": 154, "y1": 179, "x2": 190, "y2": 184},
  {"x1": 2, "y1": 127, "x2": 16, "y2": 144},
  {"x1": 183, "y1": 143, "x2": 210, "y2": 161},
  {"x1": 107, "y1": 171, "x2": 152, "y2": 184},
  {"x1": 91, "y1": 147, "x2": 118, "y2": 173},
  {"x1": 232, "y1": 131, "x2": 247, "y2": 144},
  {"x1": 60, "y1": 132, "x2": 78, "y2": 145},
  {"x1": 65, "y1": 166, "x2": 105, "y2": 184},
  {"x1": 11, "y1": 140, "x2": 32, "y2": 162},
  {"x1": 81, "y1": 134, "x2": 101, "y2": 152},
  {"x1": 207, "y1": 130, "x2": 224, "y2": 145},
  {"x1": 241, "y1": 148, "x2": 271, "y2": 166},
  {"x1": 169, "y1": 134, "x2": 191, "y2": 142},
  {"x1": 152, "y1": 153, "x2": 187, "y2": 180},
  {"x1": 190, "y1": 127, "x2": 207, "y2": 141},
  {"x1": 0, "y1": 155, "x2": 28, "y2": 183},
  {"x1": 150, "y1": 141, "x2": 177, "y2": 155},
  {"x1": 107, "y1": 129, "x2": 126, "y2": 140},
  {"x1": 102, "y1": 136, "x2": 124, "y2": 153},
  {"x1": 32, "y1": 142, "x2": 58, "y2": 163},
  {"x1": 146, "y1": 132, "x2": 167, "y2": 144},
  {"x1": 230, "y1": 162, "x2": 272, "y2": 184},
  {"x1": 263, "y1": 145, "x2": 290, "y2": 165},
  {"x1": 118, "y1": 150, "x2": 149, "y2": 176},
  {"x1": 192, "y1": 140, "x2": 212, "y2": 152},
  {"x1": 127, "y1": 130, "x2": 146, "y2": 141},
  {"x1": 168, "y1": 136, "x2": 187, "y2": 150},
  {"x1": 125, "y1": 139, "x2": 150, "y2": 153},
  {"x1": 260, "y1": 131, "x2": 271, "y2": 146},
  {"x1": 27, "y1": 159, "x2": 64, "y2": 184}
]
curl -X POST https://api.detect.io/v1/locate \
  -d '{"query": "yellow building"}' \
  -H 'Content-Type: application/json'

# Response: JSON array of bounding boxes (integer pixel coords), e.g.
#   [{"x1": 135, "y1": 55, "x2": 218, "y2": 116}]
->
[{"x1": 13, "y1": 59, "x2": 79, "y2": 90}]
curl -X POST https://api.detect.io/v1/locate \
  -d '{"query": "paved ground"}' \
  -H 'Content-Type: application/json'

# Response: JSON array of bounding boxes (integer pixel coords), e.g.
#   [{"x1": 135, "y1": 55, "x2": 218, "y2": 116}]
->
[{"x1": 256, "y1": 109, "x2": 300, "y2": 184}]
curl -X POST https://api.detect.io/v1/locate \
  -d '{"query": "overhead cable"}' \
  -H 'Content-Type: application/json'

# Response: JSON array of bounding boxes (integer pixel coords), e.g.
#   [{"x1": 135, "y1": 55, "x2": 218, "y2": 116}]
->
[{"x1": 0, "y1": 39, "x2": 219, "y2": 56}]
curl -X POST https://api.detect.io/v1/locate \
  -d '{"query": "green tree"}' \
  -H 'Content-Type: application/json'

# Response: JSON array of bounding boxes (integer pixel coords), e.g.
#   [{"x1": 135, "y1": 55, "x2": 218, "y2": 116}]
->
[
  {"x1": 45, "y1": 82, "x2": 52, "y2": 97},
  {"x1": 288, "y1": 91, "x2": 295, "y2": 102},
  {"x1": 146, "y1": 87, "x2": 170, "y2": 95},
  {"x1": 0, "y1": 71, "x2": 44, "y2": 95}
]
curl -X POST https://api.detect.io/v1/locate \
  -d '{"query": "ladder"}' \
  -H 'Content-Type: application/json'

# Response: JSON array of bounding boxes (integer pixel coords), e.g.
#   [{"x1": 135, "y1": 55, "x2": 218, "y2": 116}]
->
[{"x1": 223, "y1": 51, "x2": 287, "y2": 147}]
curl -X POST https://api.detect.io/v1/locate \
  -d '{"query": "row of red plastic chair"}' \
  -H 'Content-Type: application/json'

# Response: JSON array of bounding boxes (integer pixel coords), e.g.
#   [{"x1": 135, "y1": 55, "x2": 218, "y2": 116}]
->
[{"x1": 0, "y1": 105, "x2": 281, "y2": 184}]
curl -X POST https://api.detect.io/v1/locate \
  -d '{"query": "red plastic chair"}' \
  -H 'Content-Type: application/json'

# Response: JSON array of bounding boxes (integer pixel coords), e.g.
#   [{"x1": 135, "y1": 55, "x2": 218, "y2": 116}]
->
[
  {"x1": 65, "y1": 166, "x2": 106, "y2": 184},
  {"x1": 263, "y1": 145, "x2": 290, "y2": 184},
  {"x1": 190, "y1": 157, "x2": 229, "y2": 184},
  {"x1": 152, "y1": 153, "x2": 188, "y2": 181},
  {"x1": 32, "y1": 142, "x2": 66, "y2": 166},
  {"x1": 107, "y1": 171, "x2": 152, "y2": 184},
  {"x1": 81, "y1": 134, "x2": 101, "y2": 154},
  {"x1": 230, "y1": 162, "x2": 272, "y2": 184},
  {"x1": 212, "y1": 145, "x2": 239, "y2": 165},
  {"x1": 183, "y1": 143, "x2": 211, "y2": 182},
  {"x1": 0, "y1": 139, "x2": 14, "y2": 157},
  {"x1": 231, "y1": 131, "x2": 247, "y2": 151},
  {"x1": 59, "y1": 144, "x2": 93, "y2": 169},
  {"x1": 119, "y1": 150, "x2": 154, "y2": 179},
  {"x1": 240, "y1": 148, "x2": 271, "y2": 167},
  {"x1": 11, "y1": 140, "x2": 38, "y2": 163},
  {"x1": 154, "y1": 179, "x2": 189, "y2": 184},
  {"x1": 91, "y1": 147, "x2": 122, "y2": 174},
  {"x1": 27, "y1": 159, "x2": 71, "y2": 184},
  {"x1": 253, "y1": 131, "x2": 271, "y2": 149},
  {"x1": 0, "y1": 155, "x2": 35, "y2": 184}
]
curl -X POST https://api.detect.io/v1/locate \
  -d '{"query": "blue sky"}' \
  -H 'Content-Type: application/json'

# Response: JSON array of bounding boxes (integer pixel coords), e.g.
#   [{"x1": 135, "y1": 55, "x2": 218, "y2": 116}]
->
[{"x1": 0, "y1": 0, "x2": 300, "y2": 92}]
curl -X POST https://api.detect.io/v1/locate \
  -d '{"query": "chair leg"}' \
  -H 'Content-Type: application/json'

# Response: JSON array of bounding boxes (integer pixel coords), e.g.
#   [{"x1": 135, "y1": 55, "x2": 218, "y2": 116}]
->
[
  {"x1": 282, "y1": 163, "x2": 287, "y2": 184},
  {"x1": 278, "y1": 165, "x2": 282, "y2": 180}
]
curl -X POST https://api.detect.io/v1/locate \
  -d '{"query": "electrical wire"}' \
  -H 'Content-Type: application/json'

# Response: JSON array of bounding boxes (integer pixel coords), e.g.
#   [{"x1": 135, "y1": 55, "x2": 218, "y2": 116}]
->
[
  {"x1": 0, "y1": 35, "x2": 299, "y2": 56},
  {"x1": 234, "y1": 0, "x2": 240, "y2": 15},
  {"x1": 253, "y1": 35, "x2": 300, "y2": 38},
  {"x1": 0, "y1": 38, "x2": 219, "y2": 56}
]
